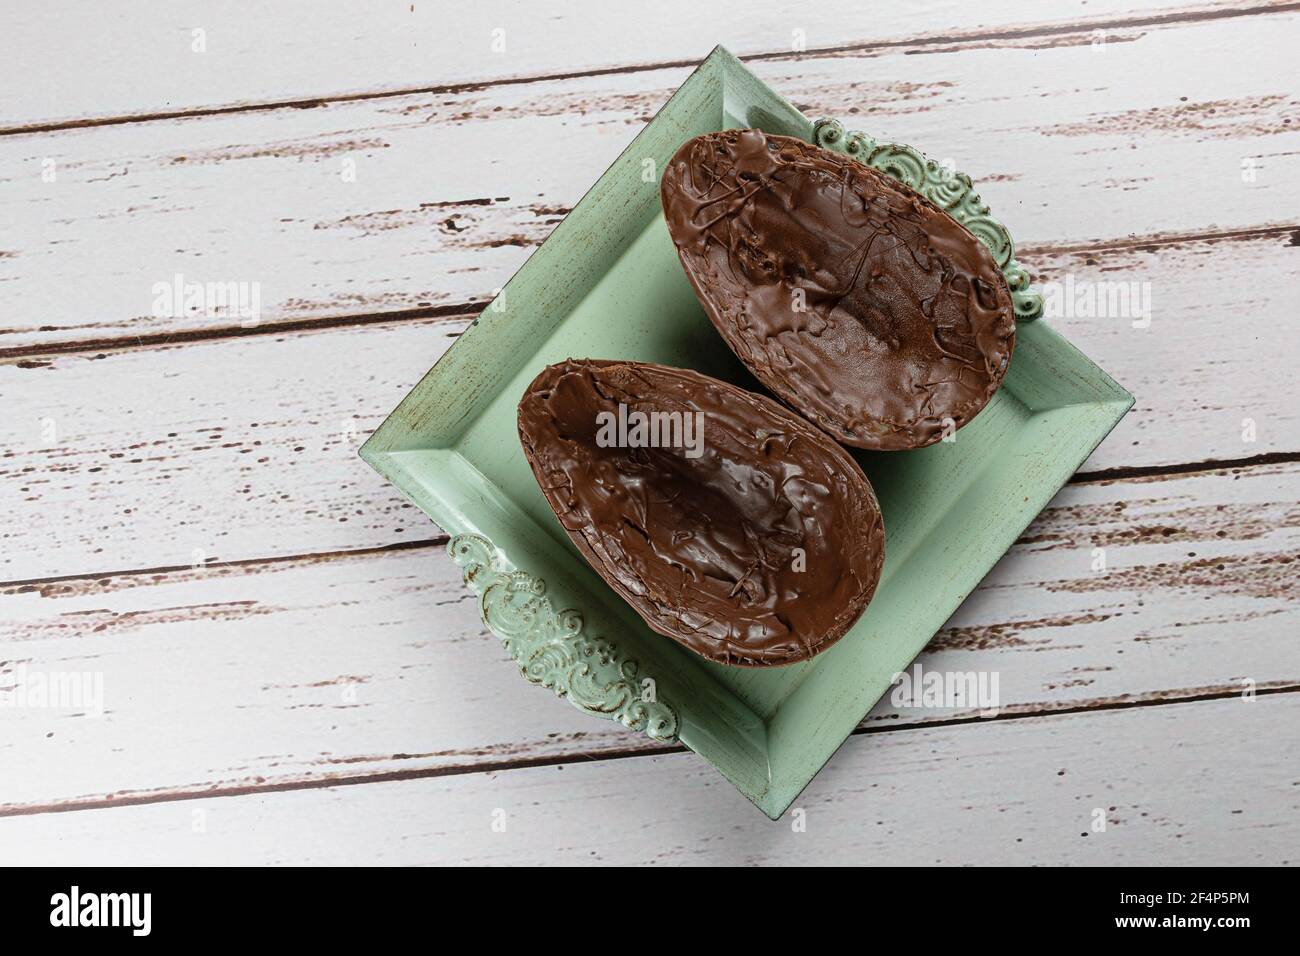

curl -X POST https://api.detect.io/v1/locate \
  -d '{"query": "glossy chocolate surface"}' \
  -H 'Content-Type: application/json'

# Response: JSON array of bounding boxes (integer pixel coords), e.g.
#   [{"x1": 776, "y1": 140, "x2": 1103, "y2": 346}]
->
[
  {"x1": 661, "y1": 129, "x2": 1016, "y2": 450},
  {"x1": 518, "y1": 359, "x2": 885, "y2": 666}
]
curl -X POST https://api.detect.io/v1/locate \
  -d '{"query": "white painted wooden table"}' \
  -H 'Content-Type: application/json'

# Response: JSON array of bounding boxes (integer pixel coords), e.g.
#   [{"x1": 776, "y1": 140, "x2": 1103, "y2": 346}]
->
[{"x1": 1, "y1": 1, "x2": 1297, "y2": 866}]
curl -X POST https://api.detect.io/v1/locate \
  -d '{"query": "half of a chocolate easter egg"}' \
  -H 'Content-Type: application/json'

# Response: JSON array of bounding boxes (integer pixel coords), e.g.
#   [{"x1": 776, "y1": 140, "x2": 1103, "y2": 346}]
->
[
  {"x1": 661, "y1": 128, "x2": 1016, "y2": 450},
  {"x1": 518, "y1": 359, "x2": 885, "y2": 666}
]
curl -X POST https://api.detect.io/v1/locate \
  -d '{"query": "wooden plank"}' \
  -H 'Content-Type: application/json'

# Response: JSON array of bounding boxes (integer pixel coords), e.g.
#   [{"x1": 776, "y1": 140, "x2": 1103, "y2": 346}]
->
[
  {"x1": 3, "y1": 227, "x2": 1296, "y2": 581},
  {"x1": 0, "y1": 1, "x2": 1259, "y2": 130},
  {"x1": 1, "y1": 693, "x2": 1293, "y2": 864},
  {"x1": 3, "y1": 10, "x2": 1298, "y2": 349},
  {"x1": 2, "y1": 461, "x2": 1295, "y2": 812},
  {"x1": 2, "y1": 0, "x2": 1291, "y2": 868}
]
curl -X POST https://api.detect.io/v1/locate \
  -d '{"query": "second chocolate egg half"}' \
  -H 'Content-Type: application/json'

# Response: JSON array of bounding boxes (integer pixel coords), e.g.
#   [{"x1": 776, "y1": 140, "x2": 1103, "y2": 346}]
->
[
  {"x1": 518, "y1": 359, "x2": 885, "y2": 667},
  {"x1": 661, "y1": 128, "x2": 1016, "y2": 451}
]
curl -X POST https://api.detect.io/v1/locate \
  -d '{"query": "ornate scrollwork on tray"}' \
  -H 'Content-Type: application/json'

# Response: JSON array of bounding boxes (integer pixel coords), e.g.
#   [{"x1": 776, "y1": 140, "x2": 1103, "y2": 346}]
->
[
  {"x1": 449, "y1": 533, "x2": 680, "y2": 742},
  {"x1": 812, "y1": 118, "x2": 1042, "y2": 321}
]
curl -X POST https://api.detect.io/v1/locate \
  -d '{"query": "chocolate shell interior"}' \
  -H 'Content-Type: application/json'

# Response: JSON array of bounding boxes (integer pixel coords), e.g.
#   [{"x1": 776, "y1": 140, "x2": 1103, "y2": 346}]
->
[
  {"x1": 661, "y1": 128, "x2": 1017, "y2": 451},
  {"x1": 517, "y1": 359, "x2": 885, "y2": 667}
]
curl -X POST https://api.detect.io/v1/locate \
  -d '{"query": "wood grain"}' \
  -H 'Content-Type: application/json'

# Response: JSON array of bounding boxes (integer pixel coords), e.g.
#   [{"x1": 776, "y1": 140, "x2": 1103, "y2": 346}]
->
[
  {"x1": 1, "y1": 2, "x2": 1297, "y2": 860},
  {"x1": 2, "y1": 693, "x2": 1293, "y2": 864},
  {"x1": 3, "y1": 227, "x2": 1296, "y2": 582},
  {"x1": 2, "y1": 461, "x2": 1295, "y2": 813},
  {"x1": 2, "y1": 10, "x2": 1298, "y2": 349},
  {"x1": 0, "y1": 1, "x2": 1263, "y2": 130}
]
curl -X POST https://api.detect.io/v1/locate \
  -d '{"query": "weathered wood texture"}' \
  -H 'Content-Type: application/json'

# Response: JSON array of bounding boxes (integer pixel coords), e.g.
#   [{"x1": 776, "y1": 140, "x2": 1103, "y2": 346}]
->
[
  {"x1": 2, "y1": 694, "x2": 1294, "y2": 865},
  {"x1": 2, "y1": 9, "x2": 1297, "y2": 349},
  {"x1": 4, "y1": 228, "x2": 1296, "y2": 582},
  {"x1": 0, "y1": 1, "x2": 1261, "y2": 129},
  {"x1": 1, "y1": 2, "x2": 1297, "y2": 865},
  {"x1": 3, "y1": 461, "x2": 1295, "y2": 813}
]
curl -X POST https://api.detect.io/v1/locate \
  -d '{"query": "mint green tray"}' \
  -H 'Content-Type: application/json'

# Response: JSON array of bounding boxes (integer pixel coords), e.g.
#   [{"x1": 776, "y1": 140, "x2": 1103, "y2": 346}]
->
[{"x1": 361, "y1": 47, "x2": 1132, "y2": 819}]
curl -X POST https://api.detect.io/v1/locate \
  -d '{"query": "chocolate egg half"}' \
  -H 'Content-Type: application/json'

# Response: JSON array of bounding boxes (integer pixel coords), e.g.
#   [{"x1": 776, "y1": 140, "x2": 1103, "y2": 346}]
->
[
  {"x1": 661, "y1": 128, "x2": 1016, "y2": 450},
  {"x1": 518, "y1": 359, "x2": 885, "y2": 667}
]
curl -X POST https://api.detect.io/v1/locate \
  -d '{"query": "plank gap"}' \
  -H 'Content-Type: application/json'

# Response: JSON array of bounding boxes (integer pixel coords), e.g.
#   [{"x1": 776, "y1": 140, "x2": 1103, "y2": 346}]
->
[
  {"x1": 1, "y1": 2, "x2": 1292, "y2": 138},
  {"x1": 4, "y1": 452, "x2": 1298, "y2": 591},
  {"x1": 2, "y1": 683, "x2": 1294, "y2": 820},
  {"x1": 3, "y1": 222, "x2": 1294, "y2": 362}
]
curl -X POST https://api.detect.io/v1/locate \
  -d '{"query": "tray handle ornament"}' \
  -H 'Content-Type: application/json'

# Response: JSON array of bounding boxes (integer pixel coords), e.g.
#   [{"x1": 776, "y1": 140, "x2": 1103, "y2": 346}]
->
[
  {"x1": 812, "y1": 118, "x2": 1042, "y2": 321},
  {"x1": 449, "y1": 533, "x2": 680, "y2": 742}
]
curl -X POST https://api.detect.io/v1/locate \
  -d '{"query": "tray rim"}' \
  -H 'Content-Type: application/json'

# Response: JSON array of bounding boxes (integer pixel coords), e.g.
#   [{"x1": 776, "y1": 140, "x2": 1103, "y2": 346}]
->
[{"x1": 361, "y1": 46, "x2": 1134, "y2": 819}]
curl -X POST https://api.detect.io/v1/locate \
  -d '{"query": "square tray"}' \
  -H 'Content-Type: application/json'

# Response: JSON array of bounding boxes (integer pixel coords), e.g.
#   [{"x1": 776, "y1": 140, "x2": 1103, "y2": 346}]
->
[{"x1": 361, "y1": 47, "x2": 1133, "y2": 819}]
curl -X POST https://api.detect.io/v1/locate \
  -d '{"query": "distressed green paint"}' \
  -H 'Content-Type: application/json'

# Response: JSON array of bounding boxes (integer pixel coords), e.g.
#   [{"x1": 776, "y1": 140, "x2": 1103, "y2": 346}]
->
[
  {"x1": 361, "y1": 46, "x2": 1132, "y2": 819},
  {"x1": 449, "y1": 532, "x2": 680, "y2": 741}
]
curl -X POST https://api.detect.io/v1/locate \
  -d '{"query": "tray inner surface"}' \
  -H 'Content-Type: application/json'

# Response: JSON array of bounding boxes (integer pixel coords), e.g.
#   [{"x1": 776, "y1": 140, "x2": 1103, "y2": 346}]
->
[{"x1": 454, "y1": 211, "x2": 1038, "y2": 718}]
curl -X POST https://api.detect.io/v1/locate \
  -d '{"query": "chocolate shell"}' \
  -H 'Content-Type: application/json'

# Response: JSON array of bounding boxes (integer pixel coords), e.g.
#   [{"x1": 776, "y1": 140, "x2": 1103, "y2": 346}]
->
[
  {"x1": 517, "y1": 359, "x2": 885, "y2": 667},
  {"x1": 661, "y1": 128, "x2": 1016, "y2": 450}
]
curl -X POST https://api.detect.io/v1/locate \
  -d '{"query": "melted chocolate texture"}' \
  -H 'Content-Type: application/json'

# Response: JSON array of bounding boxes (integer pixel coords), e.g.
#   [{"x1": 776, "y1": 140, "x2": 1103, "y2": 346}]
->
[
  {"x1": 661, "y1": 129, "x2": 1016, "y2": 450},
  {"x1": 518, "y1": 359, "x2": 885, "y2": 666}
]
